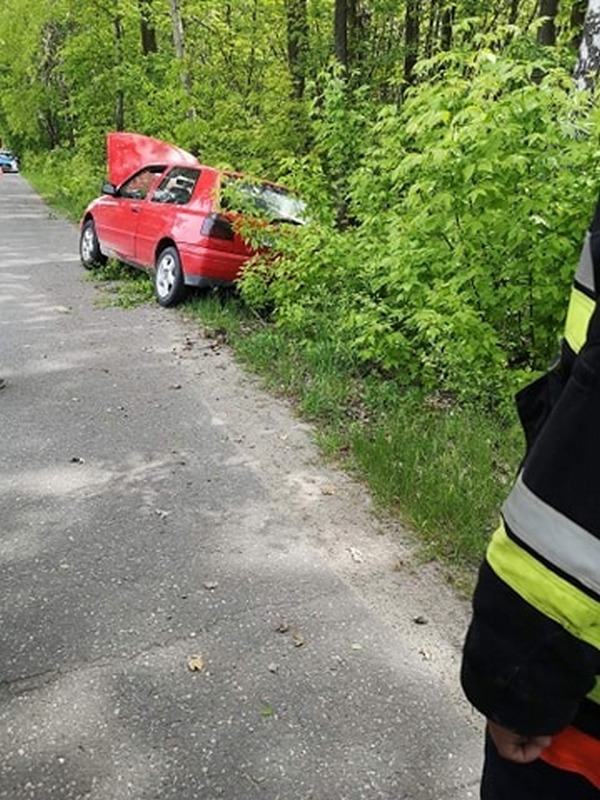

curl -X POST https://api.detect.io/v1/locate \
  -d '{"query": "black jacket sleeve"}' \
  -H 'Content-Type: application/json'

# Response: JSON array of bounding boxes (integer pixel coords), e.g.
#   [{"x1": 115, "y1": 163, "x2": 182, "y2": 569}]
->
[{"x1": 461, "y1": 560, "x2": 599, "y2": 737}]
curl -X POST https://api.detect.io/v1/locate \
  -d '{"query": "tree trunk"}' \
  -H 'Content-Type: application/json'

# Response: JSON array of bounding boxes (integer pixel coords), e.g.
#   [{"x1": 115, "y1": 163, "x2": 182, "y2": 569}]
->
[
  {"x1": 570, "y1": 0, "x2": 589, "y2": 51},
  {"x1": 440, "y1": 4, "x2": 455, "y2": 51},
  {"x1": 286, "y1": 0, "x2": 309, "y2": 100},
  {"x1": 39, "y1": 110, "x2": 61, "y2": 148},
  {"x1": 167, "y1": 0, "x2": 191, "y2": 93},
  {"x1": 575, "y1": 0, "x2": 600, "y2": 88},
  {"x1": 114, "y1": 13, "x2": 125, "y2": 130},
  {"x1": 168, "y1": 0, "x2": 185, "y2": 59},
  {"x1": 508, "y1": 0, "x2": 521, "y2": 25},
  {"x1": 39, "y1": 20, "x2": 75, "y2": 147},
  {"x1": 404, "y1": 0, "x2": 421, "y2": 86},
  {"x1": 138, "y1": 0, "x2": 157, "y2": 55},
  {"x1": 424, "y1": 0, "x2": 438, "y2": 58},
  {"x1": 334, "y1": 0, "x2": 348, "y2": 69},
  {"x1": 536, "y1": 0, "x2": 559, "y2": 46}
]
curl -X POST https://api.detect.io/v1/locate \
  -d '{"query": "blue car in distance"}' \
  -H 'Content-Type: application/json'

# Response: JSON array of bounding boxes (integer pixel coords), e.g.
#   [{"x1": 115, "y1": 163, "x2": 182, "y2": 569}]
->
[{"x1": 0, "y1": 150, "x2": 19, "y2": 173}]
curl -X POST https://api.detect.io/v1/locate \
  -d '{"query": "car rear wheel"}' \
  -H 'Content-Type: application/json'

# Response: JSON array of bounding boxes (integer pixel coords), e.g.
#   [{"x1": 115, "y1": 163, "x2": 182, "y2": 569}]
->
[
  {"x1": 154, "y1": 246, "x2": 187, "y2": 307},
  {"x1": 79, "y1": 219, "x2": 107, "y2": 269}
]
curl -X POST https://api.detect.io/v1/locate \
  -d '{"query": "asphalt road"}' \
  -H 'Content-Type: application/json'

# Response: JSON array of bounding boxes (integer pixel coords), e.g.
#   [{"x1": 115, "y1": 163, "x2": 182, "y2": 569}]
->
[{"x1": 0, "y1": 174, "x2": 482, "y2": 799}]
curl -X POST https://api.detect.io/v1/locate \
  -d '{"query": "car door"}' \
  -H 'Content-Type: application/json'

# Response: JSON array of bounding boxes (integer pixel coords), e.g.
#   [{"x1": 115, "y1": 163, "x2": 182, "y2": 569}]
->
[
  {"x1": 97, "y1": 166, "x2": 165, "y2": 261},
  {"x1": 134, "y1": 166, "x2": 201, "y2": 267}
]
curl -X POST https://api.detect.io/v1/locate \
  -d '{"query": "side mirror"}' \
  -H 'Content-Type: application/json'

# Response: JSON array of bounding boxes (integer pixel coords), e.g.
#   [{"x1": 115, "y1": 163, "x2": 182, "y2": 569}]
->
[{"x1": 101, "y1": 181, "x2": 117, "y2": 196}]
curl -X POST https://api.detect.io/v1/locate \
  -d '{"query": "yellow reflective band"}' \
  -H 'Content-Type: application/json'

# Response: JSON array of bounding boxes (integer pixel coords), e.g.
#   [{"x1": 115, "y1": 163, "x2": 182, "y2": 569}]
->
[
  {"x1": 564, "y1": 287, "x2": 595, "y2": 354},
  {"x1": 487, "y1": 523, "x2": 600, "y2": 650},
  {"x1": 588, "y1": 677, "x2": 600, "y2": 706}
]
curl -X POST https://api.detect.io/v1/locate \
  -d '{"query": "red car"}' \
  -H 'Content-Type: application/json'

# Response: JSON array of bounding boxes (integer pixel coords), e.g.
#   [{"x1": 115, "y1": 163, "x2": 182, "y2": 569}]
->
[{"x1": 79, "y1": 133, "x2": 305, "y2": 306}]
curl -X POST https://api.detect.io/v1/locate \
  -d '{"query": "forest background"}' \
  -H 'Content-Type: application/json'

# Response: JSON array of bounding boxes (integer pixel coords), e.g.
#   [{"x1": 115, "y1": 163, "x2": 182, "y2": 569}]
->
[{"x1": 2, "y1": 0, "x2": 600, "y2": 582}]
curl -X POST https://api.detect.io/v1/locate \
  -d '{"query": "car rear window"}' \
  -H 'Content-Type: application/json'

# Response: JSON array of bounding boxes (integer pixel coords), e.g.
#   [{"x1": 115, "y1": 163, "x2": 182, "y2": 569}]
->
[{"x1": 220, "y1": 176, "x2": 306, "y2": 224}]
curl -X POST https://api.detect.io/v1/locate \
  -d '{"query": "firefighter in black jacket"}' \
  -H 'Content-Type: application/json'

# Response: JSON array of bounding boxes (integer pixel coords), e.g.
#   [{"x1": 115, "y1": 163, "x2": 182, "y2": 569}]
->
[{"x1": 461, "y1": 199, "x2": 600, "y2": 799}]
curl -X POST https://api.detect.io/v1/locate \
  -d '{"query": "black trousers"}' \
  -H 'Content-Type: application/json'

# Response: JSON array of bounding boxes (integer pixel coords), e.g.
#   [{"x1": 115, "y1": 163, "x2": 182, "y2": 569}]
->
[{"x1": 481, "y1": 735, "x2": 600, "y2": 800}]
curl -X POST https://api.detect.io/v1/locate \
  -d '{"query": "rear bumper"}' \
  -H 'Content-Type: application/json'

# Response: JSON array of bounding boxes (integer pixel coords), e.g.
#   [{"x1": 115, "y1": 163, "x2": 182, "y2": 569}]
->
[
  {"x1": 179, "y1": 243, "x2": 248, "y2": 286},
  {"x1": 184, "y1": 273, "x2": 233, "y2": 289}
]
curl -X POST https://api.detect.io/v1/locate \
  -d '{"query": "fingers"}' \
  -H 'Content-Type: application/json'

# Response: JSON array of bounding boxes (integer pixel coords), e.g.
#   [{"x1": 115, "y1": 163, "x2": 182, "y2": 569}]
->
[{"x1": 487, "y1": 720, "x2": 553, "y2": 764}]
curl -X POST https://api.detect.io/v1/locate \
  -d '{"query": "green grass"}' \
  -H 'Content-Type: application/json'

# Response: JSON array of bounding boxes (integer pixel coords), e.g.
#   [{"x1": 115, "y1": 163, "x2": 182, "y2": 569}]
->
[
  {"x1": 349, "y1": 399, "x2": 521, "y2": 566},
  {"x1": 24, "y1": 153, "x2": 103, "y2": 222},
  {"x1": 23, "y1": 167, "x2": 87, "y2": 222},
  {"x1": 86, "y1": 260, "x2": 155, "y2": 308}
]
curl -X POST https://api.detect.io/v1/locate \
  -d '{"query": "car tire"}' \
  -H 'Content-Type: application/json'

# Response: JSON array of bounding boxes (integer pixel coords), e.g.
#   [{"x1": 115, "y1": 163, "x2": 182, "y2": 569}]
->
[
  {"x1": 154, "y1": 246, "x2": 187, "y2": 307},
  {"x1": 79, "y1": 219, "x2": 107, "y2": 269}
]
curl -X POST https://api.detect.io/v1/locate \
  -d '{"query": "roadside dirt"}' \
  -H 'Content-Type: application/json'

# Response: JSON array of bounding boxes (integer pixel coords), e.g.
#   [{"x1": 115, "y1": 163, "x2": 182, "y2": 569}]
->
[{"x1": 166, "y1": 319, "x2": 481, "y2": 733}]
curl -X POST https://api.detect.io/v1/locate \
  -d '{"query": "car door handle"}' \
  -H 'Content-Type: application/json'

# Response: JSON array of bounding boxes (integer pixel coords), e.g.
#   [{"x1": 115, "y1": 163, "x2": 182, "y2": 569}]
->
[{"x1": 131, "y1": 206, "x2": 140, "y2": 213}]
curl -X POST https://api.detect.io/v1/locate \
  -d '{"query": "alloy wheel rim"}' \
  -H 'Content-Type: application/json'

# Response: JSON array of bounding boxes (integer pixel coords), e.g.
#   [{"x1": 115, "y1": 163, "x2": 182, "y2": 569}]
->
[
  {"x1": 157, "y1": 255, "x2": 175, "y2": 298},
  {"x1": 81, "y1": 227, "x2": 94, "y2": 261}
]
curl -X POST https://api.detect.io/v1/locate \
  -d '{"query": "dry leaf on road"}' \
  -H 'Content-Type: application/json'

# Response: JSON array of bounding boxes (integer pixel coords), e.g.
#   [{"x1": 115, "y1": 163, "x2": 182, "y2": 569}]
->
[
  {"x1": 187, "y1": 655, "x2": 205, "y2": 672},
  {"x1": 275, "y1": 621, "x2": 290, "y2": 634}
]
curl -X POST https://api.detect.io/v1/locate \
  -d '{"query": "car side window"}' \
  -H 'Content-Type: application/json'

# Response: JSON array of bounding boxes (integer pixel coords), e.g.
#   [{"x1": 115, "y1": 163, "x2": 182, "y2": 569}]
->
[
  {"x1": 120, "y1": 167, "x2": 164, "y2": 200},
  {"x1": 151, "y1": 167, "x2": 200, "y2": 206}
]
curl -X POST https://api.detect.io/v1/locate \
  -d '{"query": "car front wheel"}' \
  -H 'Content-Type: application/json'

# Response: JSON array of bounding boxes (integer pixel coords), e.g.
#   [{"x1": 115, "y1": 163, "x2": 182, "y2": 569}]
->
[
  {"x1": 154, "y1": 246, "x2": 187, "y2": 307},
  {"x1": 79, "y1": 219, "x2": 107, "y2": 269}
]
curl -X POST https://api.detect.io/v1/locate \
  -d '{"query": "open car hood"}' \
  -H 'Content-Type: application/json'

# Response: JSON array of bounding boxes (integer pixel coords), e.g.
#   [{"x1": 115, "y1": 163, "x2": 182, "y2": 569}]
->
[{"x1": 107, "y1": 132, "x2": 200, "y2": 187}]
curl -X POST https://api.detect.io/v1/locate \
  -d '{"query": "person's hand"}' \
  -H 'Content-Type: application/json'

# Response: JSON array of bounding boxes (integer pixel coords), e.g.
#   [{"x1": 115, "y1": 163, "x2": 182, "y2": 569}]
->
[{"x1": 487, "y1": 720, "x2": 553, "y2": 764}]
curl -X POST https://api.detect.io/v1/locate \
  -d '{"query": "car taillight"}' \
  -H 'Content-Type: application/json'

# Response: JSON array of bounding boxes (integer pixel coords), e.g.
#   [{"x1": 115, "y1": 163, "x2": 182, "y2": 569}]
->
[{"x1": 201, "y1": 213, "x2": 234, "y2": 241}]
